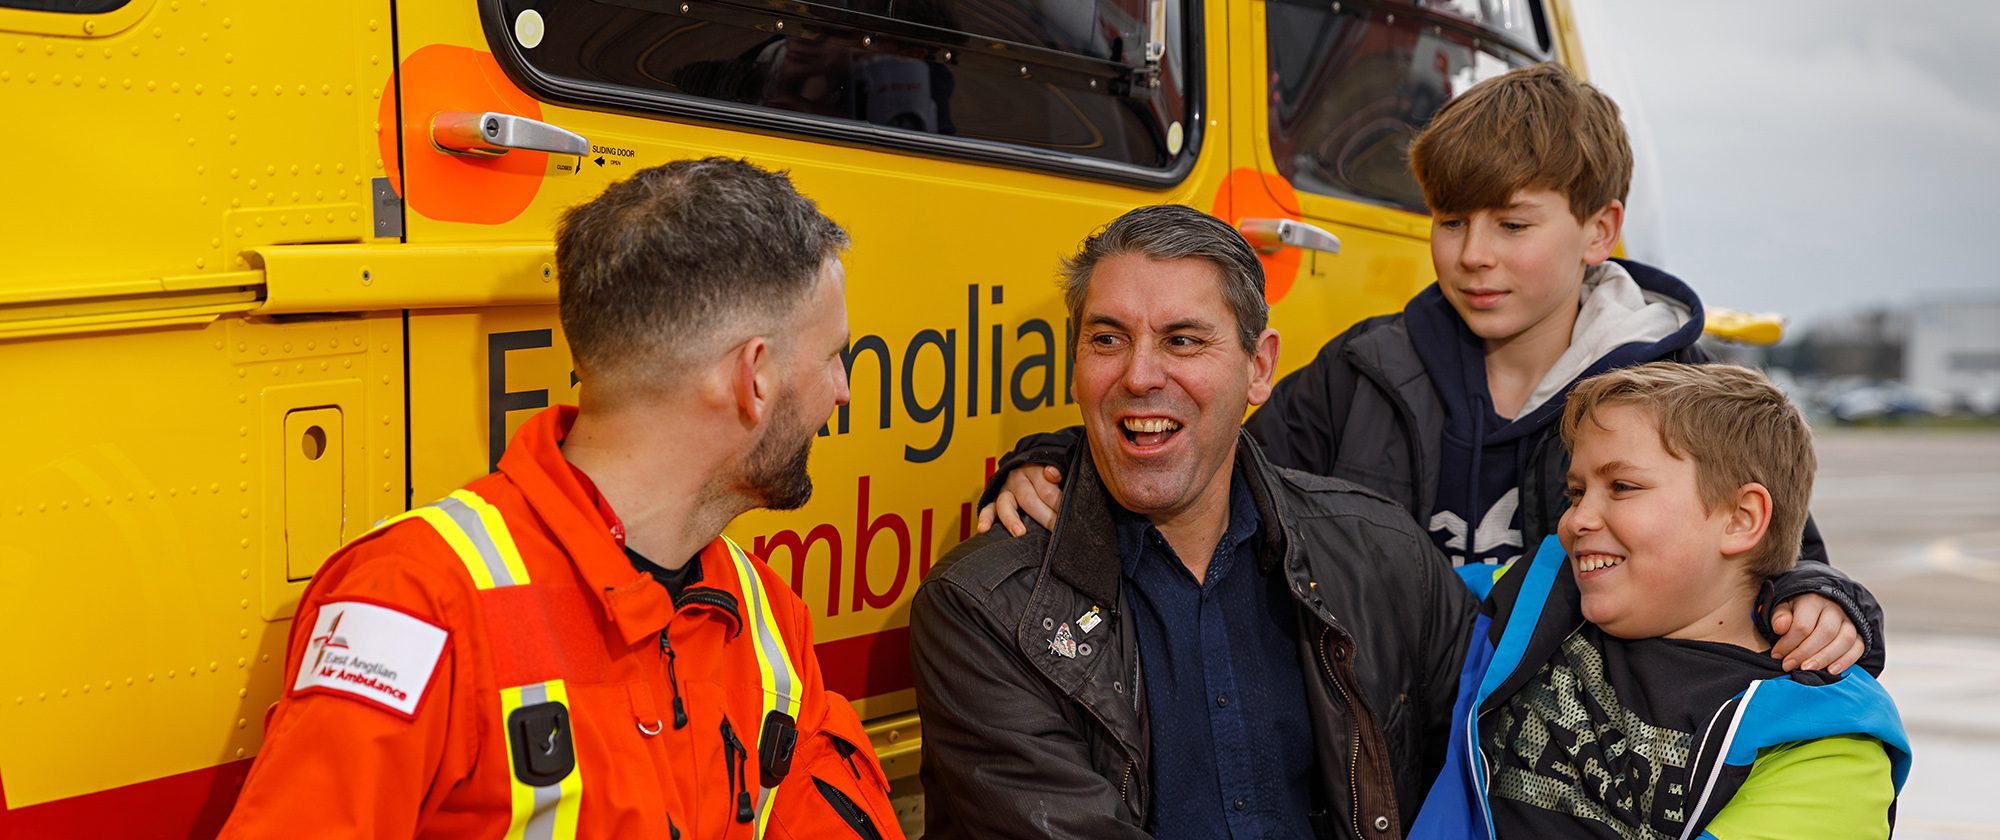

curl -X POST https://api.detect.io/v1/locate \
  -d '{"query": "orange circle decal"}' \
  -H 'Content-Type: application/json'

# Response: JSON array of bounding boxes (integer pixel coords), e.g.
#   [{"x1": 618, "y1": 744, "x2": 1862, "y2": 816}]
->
[
  {"x1": 378, "y1": 45, "x2": 549, "y2": 225},
  {"x1": 1212, "y1": 168, "x2": 1305, "y2": 306}
]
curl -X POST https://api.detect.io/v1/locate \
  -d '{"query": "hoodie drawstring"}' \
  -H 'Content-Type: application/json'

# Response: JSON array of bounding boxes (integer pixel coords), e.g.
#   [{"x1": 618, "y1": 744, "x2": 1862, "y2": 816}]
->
[
  {"x1": 1467, "y1": 401, "x2": 1486, "y2": 562},
  {"x1": 659, "y1": 630, "x2": 688, "y2": 729}
]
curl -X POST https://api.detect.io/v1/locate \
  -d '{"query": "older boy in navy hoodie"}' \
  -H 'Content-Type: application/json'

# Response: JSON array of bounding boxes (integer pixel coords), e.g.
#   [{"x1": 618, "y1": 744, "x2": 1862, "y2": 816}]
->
[{"x1": 979, "y1": 63, "x2": 1879, "y2": 683}]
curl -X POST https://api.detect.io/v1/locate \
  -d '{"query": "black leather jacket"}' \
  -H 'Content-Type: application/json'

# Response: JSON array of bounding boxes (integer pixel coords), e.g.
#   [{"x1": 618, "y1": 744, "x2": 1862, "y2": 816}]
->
[{"x1": 914, "y1": 433, "x2": 1474, "y2": 840}]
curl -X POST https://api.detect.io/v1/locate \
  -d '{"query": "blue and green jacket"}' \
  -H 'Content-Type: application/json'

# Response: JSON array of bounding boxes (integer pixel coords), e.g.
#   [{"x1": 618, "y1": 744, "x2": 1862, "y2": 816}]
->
[{"x1": 1410, "y1": 536, "x2": 1911, "y2": 840}]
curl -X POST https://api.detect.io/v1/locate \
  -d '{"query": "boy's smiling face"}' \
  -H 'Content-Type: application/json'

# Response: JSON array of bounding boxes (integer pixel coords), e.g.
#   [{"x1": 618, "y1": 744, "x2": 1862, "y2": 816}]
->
[
  {"x1": 1430, "y1": 188, "x2": 1622, "y2": 349},
  {"x1": 1558, "y1": 403, "x2": 1766, "y2": 644}
]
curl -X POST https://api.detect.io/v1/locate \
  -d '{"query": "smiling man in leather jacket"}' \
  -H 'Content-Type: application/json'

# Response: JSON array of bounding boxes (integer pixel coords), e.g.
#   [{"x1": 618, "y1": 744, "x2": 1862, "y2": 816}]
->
[{"x1": 910, "y1": 206, "x2": 1473, "y2": 840}]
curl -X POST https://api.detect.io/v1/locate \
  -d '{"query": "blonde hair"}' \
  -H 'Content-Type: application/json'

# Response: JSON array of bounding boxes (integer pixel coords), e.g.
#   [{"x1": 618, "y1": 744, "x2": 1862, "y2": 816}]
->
[
  {"x1": 1561, "y1": 363, "x2": 1816, "y2": 578},
  {"x1": 1409, "y1": 62, "x2": 1632, "y2": 222}
]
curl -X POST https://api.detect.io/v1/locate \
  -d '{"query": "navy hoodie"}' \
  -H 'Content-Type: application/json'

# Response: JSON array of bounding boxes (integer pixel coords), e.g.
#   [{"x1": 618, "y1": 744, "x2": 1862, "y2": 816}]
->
[{"x1": 1403, "y1": 259, "x2": 1706, "y2": 566}]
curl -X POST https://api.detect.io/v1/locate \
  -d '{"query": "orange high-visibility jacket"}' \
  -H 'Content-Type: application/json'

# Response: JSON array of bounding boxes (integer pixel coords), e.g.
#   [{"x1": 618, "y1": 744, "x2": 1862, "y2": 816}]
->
[{"x1": 220, "y1": 406, "x2": 901, "y2": 840}]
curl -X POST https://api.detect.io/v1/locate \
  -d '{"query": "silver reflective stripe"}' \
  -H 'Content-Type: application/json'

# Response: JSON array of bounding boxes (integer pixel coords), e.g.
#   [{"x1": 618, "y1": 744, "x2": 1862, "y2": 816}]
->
[
  {"x1": 434, "y1": 495, "x2": 517, "y2": 588},
  {"x1": 518, "y1": 681, "x2": 561, "y2": 840},
  {"x1": 734, "y1": 547, "x2": 793, "y2": 818},
  {"x1": 736, "y1": 548, "x2": 796, "y2": 708}
]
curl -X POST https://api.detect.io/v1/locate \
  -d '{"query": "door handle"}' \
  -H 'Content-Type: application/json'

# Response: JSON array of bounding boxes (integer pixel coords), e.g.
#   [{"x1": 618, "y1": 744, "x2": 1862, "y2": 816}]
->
[
  {"x1": 430, "y1": 111, "x2": 589, "y2": 158},
  {"x1": 1238, "y1": 217, "x2": 1342, "y2": 256}
]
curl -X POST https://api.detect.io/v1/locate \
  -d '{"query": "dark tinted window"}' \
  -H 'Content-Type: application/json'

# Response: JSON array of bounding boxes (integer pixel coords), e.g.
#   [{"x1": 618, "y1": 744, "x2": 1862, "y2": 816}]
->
[
  {"x1": 0, "y1": 0, "x2": 128, "y2": 11},
  {"x1": 1266, "y1": 0, "x2": 1543, "y2": 211},
  {"x1": 486, "y1": 0, "x2": 1196, "y2": 182}
]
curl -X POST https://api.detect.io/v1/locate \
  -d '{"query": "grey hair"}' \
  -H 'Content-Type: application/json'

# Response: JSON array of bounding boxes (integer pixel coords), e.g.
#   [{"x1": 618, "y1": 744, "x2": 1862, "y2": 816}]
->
[
  {"x1": 556, "y1": 157, "x2": 848, "y2": 388},
  {"x1": 1060, "y1": 204, "x2": 1267, "y2": 353}
]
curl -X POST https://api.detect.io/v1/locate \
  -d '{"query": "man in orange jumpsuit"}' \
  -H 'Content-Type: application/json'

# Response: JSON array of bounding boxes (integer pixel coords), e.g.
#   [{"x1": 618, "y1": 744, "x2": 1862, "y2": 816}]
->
[{"x1": 220, "y1": 158, "x2": 901, "y2": 840}]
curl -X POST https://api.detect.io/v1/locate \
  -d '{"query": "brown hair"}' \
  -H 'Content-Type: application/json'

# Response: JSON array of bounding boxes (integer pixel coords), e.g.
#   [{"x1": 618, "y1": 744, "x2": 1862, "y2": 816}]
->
[
  {"x1": 1409, "y1": 62, "x2": 1632, "y2": 222},
  {"x1": 1561, "y1": 363, "x2": 1816, "y2": 578},
  {"x1": 556, "y1": 157, "x2": 848, "y2": 389}
]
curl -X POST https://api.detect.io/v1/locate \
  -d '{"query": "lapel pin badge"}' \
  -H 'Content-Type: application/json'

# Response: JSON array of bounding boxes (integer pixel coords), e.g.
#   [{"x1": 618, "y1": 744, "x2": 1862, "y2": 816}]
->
[
  {"x1": 1048, "y1": 622, "x2": 1078, "y2": 658},
  {"x1": 1077, "y1": 605, "x2": 1103, "y2": 634}
]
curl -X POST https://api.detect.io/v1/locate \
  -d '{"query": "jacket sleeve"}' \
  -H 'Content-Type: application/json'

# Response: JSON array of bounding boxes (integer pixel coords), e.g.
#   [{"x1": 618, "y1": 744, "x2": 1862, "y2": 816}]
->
[
  {"x1": 218, "y1": 546, "x2": 481, "y2": 839},
  {"x1": 1243, "y1": 329, "x2": 1362, "y2": 475},
  {"x1": 768, "y1": 593, "x2": 905, "y2": 839},
  {"x1": 1413, "y1": 537, "x2": 1477, "y2": 804},
  {"x1": 978, "y1": 427, "x2": 1084, "y2": 508},
  {"x1": 909, "y1": 577, "x2": 1152, "y2": 840},
  {"x1": 1759, "y1": 514, "x2": 1887, "y2": 675},
  {"x1": 1695, "y1": 735, "x2": 1894, "y2": 840}
]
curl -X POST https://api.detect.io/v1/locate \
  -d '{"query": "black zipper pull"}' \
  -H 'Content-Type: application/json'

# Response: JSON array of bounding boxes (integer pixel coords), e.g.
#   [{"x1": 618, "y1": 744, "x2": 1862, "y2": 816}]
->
[
  {"x1": 660, "y1": 630, "x2": 688, "y2": 729},
  {"x1": 720, "y1": 718, "x2": 754, "y2": 823},
  {"x1": 830, "y1": 733, "x2": 862, "y2": 779}
]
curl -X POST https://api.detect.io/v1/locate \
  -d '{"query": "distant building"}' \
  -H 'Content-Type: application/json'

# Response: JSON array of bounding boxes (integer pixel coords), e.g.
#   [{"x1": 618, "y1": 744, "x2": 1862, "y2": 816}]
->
[
  {"x1": 1769, "y1": 308, "x2": 1906, "y2": 381},
  {"x1": 1906, "y1": 296, "x2": 2000, "y2": 410}
]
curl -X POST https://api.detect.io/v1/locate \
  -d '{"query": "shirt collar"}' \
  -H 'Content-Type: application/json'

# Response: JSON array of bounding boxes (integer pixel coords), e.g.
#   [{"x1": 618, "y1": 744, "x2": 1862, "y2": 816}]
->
[{"x1": 1112, "y1": 463, "x2": 1261, "y2": 586}]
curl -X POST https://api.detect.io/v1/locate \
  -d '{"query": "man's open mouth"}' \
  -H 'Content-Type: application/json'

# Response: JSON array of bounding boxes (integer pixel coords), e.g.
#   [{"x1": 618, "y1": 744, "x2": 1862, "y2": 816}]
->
[{"x1": 1121, "y1": 417, "x2": 1183, "y2": 448}]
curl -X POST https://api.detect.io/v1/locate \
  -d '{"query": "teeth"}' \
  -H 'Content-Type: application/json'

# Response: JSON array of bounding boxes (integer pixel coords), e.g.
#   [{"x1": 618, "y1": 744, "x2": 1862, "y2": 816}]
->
[
  {"x1": 1577, "y1": 553, "x2": 1625, "y2": 572},
  {"x1": 1123, "y1": 418, "x2": 1180, "y2": 433}
]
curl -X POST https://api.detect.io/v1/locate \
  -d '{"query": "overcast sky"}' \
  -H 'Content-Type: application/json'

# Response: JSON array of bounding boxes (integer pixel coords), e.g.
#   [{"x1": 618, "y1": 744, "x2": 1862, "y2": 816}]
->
[{"x1": 1568, "y1": 1, "x2": 2000, "y2": 333}]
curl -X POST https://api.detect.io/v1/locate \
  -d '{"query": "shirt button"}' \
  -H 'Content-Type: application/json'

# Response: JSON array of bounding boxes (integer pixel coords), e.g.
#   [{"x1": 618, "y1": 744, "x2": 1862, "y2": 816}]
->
[
  {"x1": 1233, "y1": 798, "x2": 1247, "y2": 812},
  {"x1": 1216, "y1": 693, "x2": 1230, "y2": 708},
  {"x1": 1374, "y1": 815, "x2": 1391, "y2": 831}
]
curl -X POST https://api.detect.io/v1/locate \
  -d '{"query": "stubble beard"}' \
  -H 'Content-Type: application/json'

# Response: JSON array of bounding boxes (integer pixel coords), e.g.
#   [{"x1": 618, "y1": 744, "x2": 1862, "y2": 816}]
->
[{"x1": 741, "y1": 397, "x2": 817, "y2": 511}]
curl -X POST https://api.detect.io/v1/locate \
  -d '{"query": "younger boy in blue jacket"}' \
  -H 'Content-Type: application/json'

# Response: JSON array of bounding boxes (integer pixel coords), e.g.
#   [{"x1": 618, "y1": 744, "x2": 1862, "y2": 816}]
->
[{"x1": 1413, "y1": 362, "x2": 1908, "y2": 840}]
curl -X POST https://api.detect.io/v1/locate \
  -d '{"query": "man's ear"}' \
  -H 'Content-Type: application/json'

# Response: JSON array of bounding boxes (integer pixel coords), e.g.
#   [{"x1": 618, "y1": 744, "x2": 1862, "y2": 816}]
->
[
  {"x1": 728, "y1": 336, "x2": 774, "y2": 429},
  {"x1": 1246, "y1": 328, "x2": 1281, "y2": 407},
  {"x1": 1583, "y1": 199, "x2": 1625, "y2": 265},
  {"x1": 1720, "y1": 481, "x2": 1773, "y2": 558}
]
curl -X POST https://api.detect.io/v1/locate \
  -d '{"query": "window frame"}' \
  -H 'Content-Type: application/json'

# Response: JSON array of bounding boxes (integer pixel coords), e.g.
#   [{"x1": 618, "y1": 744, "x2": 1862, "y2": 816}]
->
[
  {"x1": 1261, "y1": 0, "x2": 1555, "y2": 214},
  {"x1": 0, "y1": 0, "x2": 129, "y2": 12},
  {"x1": 477, "y1": 0, "x2": 1207, "y2": 188}
]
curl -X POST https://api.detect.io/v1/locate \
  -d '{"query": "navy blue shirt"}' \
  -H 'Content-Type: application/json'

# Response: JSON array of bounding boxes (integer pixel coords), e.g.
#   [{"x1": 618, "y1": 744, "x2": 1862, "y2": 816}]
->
[{"x1": 1115, "y1": 469, "x2": 1316, "y2": 839}]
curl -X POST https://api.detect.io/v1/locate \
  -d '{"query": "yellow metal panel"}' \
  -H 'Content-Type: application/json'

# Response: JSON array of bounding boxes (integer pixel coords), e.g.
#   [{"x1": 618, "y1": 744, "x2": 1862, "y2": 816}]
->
[
  {"x1": 253, "y1": 243, "x2": 558, "y2": 314},
  {"x1": 0, "y1": 313, "x2": 404, "y2": 807},
  {"x1": 1233, "y1": 1, "x2": 1438, "y2": 386},
  {"x1": 3, "y1": 1, "x2": 405, "y2": 806},
  {"x1": 1545, "y1": 0, "x2": 1592, "y2": 79},
  {"x1": 282, "y1": 407, "x2": 345, "y2": 581},
  {"x1": 2, "y1": 0, "x2": 394, "y2": 308},
  {"x1": 865, "y1": 710, "x2": 923, "y2": 782},
  {"x1": 0, "y1": 271, "x2": 261, "y2": 341},
  {"x1": 408, "y1": 308, "x2": 573, "y2": 501}
]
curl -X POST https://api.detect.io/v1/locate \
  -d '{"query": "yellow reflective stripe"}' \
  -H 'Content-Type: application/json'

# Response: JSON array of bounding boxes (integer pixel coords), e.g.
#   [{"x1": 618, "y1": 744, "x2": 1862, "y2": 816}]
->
[
  {"x1": 500, "y1": 680, "x2": 583, "y2": 840},
  {"x1": 446, "y1": 489, "x2": 533, "y2": 588},
  {"x1": 375, "y1": 505, "x2": 499, "y2": 590},
  {"x1": 365, "y1": 490, "x2": 529, "y2": 591},
  {"x1": 722, "y1": 536, "x2": 803, "y2": 838}
]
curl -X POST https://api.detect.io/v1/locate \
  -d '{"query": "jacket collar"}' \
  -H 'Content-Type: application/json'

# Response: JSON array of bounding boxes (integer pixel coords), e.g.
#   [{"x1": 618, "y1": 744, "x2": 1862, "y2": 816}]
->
[
  {"x1": 1046, "y1": 430, "x2": 1294, "y2": 607},
  {"x1": 497, "y1": 405, "x2": 676, "y2": 647}
]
